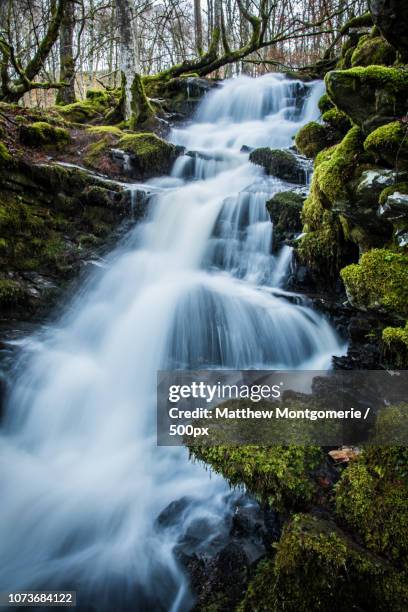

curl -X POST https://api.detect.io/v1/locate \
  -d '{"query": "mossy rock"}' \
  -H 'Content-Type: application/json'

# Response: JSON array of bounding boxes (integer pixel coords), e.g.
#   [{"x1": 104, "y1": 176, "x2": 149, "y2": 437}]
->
[
  {"x1": 302, "y1": 127, "x2": 364, "y2": 227},
  {"x1": 295, "y1": 122, "x2": 330, "y2": 159},
  {"x1": 117, "y1": 132, "x2": 180, "y2": 179},
  {"x1": 56, "y1": 88, "x2": 117, "y2": 124},
  {"x1": 382, "y1": 323, "x2": 408, "y2": 367},
  {"x1": 379, "y1": 182, "x2": 408, "y2": 206},
  {"x1": 350, "y1": 35, "x2": 396, "y2": 67},
  {"x1": 370, "y1": 0, "x2": 408, "y2": 61},
  {"x1": 0, "y1": 278, "x2": 28, "y2": 307},
  {"x1": 0, "y1": 141, "x2": 11, "y2": 164},
  {"x1": 321, "y1": 108, "x2": 352, "y2": 135},
  {"x1": 249, "y1": 148, "x2": 307, "y2": 184},
  {"x1": 266, "y1": 191, "x2": 304, "y2": 250},
  {"x1": 296, "y1": 216, "x2": 357, "y2": 282},
  {"x1": 336, "y1": 442, "x2": 408, "y2": 569},
  {"x1": 83, "y1": 126, "x2": 125, "y2": 171},
  {"x1": 318, "y1": 93, "x2": 334, "y2": 114},
  {"x1": 189, "y1": 439, "x2": 323, "y2": 512},
  {"x1": 325, "y1": 66, "x2": 408, "y2": 133},
  {"x1": 340, "y1": 248, "x2": 408, "y2": 317},
  {"x1": 19, "y1": 121, "x2": 70, "y2": 147},
  {"x1": 239, "y1": 514, "x2": 408, "y2": 612},
  {"x1": 364, "y1": 121, "x2": 408, "y2": 168}
]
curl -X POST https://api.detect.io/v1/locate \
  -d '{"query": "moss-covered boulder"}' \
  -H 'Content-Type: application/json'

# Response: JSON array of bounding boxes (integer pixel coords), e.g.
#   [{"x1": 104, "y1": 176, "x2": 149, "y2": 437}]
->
[
  {"x1": 19, "y1": 121, "x2": 70, "y2": 147},
  {"x1": 325, "y1": 67, "x2": 408, "y2": 133},
  {"x1": 239, "y1": 514, "x2": 408, "y2": 612},
  {"x1": 266, "y1": 191, "x2": 304, "y2": 250},
  {"x1": 190, "y1": 441, "x2": 323, "y2": 512},
  {"x1": 341, "y1": 249, "x2": 408, "y2": 317},
  {"x1": 83, "y1": 126, "x2": 124, "y2": 173},
  {"x1": 350, "y1": 34, "x2": 396, "y2": 67},
  {"x1": 318, "y1": 93, "x2": 334, "y2": 114},
  {"x1": 382, "y1": 323, "x2": 408, "y2": 367},
  {"x1": 116, "y1": 132, "x2": 181, "y2": 179},
  {"x1": 321, "y1": 108, "x2": 351, "y2": 135},
  {"x1": 364, "y1": 121, "x2": 408, "y2": 168},
  {"x1": 56, "y1": 88, "x2": 118, "y2": 124},
  {"x1": 249, "y1": 148, "x2": 307, "y2": 184},
  {"x1": 295, "y1": 122, "x2": 329, "y2": 159},
  {"x1": 336, "y1": 443, "x2": 408, "y2": 569}
]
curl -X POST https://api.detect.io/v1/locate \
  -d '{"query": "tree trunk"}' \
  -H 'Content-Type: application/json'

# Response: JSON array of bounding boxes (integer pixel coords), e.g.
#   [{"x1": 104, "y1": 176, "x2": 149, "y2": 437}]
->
[
  {"x1": 56, "y1": 0, "x2": 76, "y2": 104},
  {"x1": 115, "y1": 0, "x2": 154, "y2": 127},
  {"x1": 194, "y1": 0, "x2": 203, "y2": 55}
]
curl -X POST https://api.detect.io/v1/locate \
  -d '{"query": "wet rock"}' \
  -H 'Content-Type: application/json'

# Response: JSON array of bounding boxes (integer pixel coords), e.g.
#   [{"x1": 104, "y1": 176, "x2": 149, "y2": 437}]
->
[
  {"x1": 378, "y1": 190, "x2": 408, "y2": 221},
  {"x1": 249, "y1": 148, "x2": 308, "y2": 184}
]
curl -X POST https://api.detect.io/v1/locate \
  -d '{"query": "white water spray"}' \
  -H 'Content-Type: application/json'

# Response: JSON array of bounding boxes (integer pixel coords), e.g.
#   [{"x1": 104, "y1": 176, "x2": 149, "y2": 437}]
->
[{"x1": 0, "y1": 73, "x2": 342, "y2": 611}]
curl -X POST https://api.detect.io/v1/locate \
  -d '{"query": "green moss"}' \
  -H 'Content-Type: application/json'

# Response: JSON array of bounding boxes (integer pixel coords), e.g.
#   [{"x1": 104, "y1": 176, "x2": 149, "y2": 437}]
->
[
  {"x1": 56, "y1": 89, "x2": 116, "y2": 124},
  {"x1": 314, "y1": 126, "x2": 364, "y2": 204},
  {"x1": 341, "y1": 11, "x2": 373, "y2": 33},
  {"x1": 0, "y1": 141, "x2": 11, "y2": 163},
  {"x1": 318, "y1": 93, "x2": 334, "y2": 114},
  {"x1": 341, "y1": 249, "x2": 408, "y2": 317},
  {"x1": 295, "y1": 122, "x2": 329, "y2": 158},
  {"x1": 297, "y1": 217, "x2": 349, "y2": 278},
  {"x1": 382, "y1": 323, "x2": 408, "y2": 367},
  {"x1": 301, "y1": 128, "x2": 363, "y2": 232},
  {"x1": 87, "y1": 125, "x2": 123, "y2": 136},
  {"x1": 322, "y1": 108, "x2": 351, "y2": 134},
  {"x1": 351, "y1": 35, "x2": 396, "y2": 67},
  {"x1": 364, "y1": 121, "x2": 408, "y2": 167},
  {"x1": 379, "y1": 182, "x2": 408, "y2": 206},
  {"x1": 325, "y1": 67, "x2": 408, "y2": 132},
  {"x1": 117, "y1": 132, "x2": 177, "y2": 178},
  {"x1": 239, "y1": 514, "x2": 408, "y2": 612},
  {"x1": 19, "y1": 121, "x2": 70, "y2": 147},
  {"x1": 336, "y1": 442, "x2": 408, "y2": 569},
  {"x1": 189, "y1": 443, "x2": 323, "y2": 511},
  {"x1": 0, "y1": 279, "x2": 26, "y2": 305}
]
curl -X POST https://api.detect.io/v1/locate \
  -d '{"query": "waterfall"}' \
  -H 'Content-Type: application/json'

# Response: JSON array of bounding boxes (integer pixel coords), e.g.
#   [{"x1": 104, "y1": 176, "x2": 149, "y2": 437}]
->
[{"x1": 0, "y1": 73, "x2": 343, "y2": 611}]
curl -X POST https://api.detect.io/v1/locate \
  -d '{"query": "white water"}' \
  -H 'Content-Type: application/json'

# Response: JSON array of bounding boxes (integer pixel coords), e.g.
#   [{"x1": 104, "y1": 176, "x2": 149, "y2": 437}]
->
[{"x1": 0, "y1": 73, "x2": 343, "y2": 611}]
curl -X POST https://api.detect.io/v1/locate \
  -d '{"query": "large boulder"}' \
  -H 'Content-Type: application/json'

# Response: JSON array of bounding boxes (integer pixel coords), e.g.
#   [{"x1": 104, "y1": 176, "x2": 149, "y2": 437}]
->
[
  {"x1": 113, "y1": 132, "x2": 183, "y2": 179},
  {"x1": 370, "y1": 0, "x2": 408, "y2": 60},
  {"x1": 325, "y1": 67, "x2": 408, "y2": 133},
  {"x1": 249, "y1": 148, "x2": 308, "y2": 184}
]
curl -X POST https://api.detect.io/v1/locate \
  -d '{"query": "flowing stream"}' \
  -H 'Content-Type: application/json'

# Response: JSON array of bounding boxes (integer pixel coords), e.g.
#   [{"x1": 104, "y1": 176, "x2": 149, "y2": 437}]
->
[{"x1": 0, "y1": 74, "x2": 345, "y2": 611}]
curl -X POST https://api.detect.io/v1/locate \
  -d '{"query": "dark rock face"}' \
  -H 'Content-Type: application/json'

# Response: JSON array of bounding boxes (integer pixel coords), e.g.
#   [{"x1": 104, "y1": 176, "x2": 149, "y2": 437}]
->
[
  {"x1": 266, "y1": 190, "x2": 305, "y2": 251},
  {"x1": 370, "y1": 0, "x2": 408, "y2": 60},
  {"x1": 249, "y1": 148, "x2": 309, "y2": 184}
]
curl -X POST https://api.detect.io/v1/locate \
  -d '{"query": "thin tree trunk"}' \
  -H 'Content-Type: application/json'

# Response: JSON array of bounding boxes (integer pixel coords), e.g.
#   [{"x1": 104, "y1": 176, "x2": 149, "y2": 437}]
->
[
  {"x1": 194, "y1": 0, "x2": 203, "y2": 55},
  {"x1": 56, "y1": 0, "x2": 76, "y2": 104}
]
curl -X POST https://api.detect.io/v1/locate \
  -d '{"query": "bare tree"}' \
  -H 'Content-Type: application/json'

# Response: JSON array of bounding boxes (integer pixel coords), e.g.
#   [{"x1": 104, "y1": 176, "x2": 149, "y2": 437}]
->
[{"x1": 0, "y1": 0, "x2": 67, "y2": 103}]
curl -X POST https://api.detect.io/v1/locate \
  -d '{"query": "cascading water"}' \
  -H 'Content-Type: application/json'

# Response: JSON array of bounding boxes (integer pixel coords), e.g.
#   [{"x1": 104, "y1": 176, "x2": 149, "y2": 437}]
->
[{"x1": 0, "y1": 73, "x2": 344, "y2": 611}]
